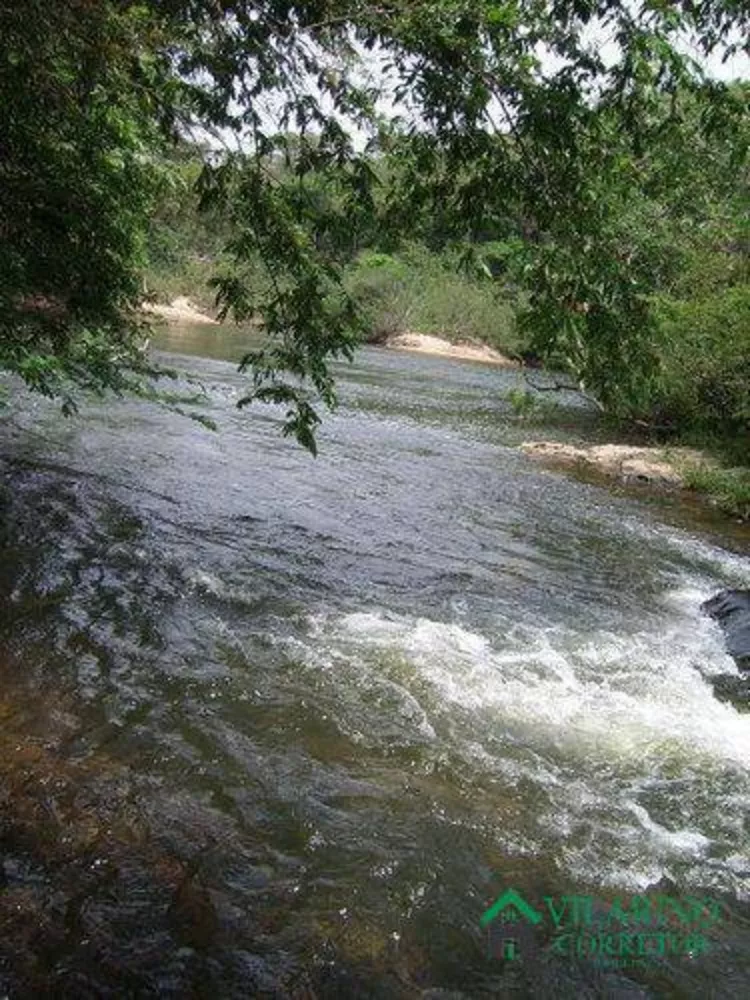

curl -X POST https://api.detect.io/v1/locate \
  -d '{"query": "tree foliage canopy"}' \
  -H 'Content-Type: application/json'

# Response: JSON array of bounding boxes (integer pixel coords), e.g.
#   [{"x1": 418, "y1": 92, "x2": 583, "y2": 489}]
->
[{"x1": 1, "y1": 1, "x2": 748, "y2": 447}]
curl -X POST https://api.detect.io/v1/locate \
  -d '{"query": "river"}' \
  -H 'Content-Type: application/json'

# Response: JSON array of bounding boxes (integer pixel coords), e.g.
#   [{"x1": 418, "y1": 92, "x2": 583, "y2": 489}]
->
[{"x1": 0, "y1": 325, "x2": 748, "y2": 997}]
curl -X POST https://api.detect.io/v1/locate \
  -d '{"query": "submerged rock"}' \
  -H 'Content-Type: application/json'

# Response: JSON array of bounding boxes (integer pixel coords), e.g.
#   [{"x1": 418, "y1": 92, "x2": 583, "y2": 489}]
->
[{"x1": 702, "y1": 589, "x2": 750, "y2": 671}]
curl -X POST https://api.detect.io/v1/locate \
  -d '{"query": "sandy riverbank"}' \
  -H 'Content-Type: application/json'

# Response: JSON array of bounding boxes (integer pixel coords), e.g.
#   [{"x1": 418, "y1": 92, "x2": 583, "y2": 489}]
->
[
  {"x1": 142, "y1": 302, "x2": 519, "y2": 368},
  {"x1": 385, "y1": 332, "x2": 519, "y2": 367},
  {"x1": 142, "y1": 296, "x2": 218, "y2": 326}
]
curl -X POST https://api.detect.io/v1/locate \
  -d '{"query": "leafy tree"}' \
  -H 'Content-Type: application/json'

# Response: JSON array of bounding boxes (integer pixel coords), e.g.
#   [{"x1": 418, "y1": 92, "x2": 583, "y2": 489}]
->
[
  {"x1": 2, "y1": 1, "x2": 748, "y2": 448},
  {"x1": 0, "y1": 1, "x2": 175, "y2": 408}
]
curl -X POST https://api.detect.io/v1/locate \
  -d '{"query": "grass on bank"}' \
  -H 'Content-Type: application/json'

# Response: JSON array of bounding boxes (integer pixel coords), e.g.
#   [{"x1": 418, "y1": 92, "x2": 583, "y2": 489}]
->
[{"x1": 679, "y1": 462, "x2": 750, "y2": 520}]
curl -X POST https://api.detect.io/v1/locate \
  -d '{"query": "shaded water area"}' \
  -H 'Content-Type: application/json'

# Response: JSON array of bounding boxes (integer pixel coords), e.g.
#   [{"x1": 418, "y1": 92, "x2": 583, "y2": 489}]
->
[{"x1": 1, "y1": 323, "x2": 749, "y2": 997}]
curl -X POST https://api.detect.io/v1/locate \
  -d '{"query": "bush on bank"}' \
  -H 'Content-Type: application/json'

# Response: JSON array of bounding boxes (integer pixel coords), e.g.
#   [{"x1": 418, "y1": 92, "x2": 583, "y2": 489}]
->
[{"x1": 343, "y1": 247, "x2": 520, "y2": 354}]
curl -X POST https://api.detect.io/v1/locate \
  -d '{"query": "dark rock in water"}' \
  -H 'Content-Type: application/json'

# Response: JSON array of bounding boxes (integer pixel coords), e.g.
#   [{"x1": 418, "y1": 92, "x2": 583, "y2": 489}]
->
[
  {"x1": 710, "y1": 673, "x2": 750, "y2": 712},
  {"x1": 701, "y1": 589, "x2": 750, "y2": 671}
]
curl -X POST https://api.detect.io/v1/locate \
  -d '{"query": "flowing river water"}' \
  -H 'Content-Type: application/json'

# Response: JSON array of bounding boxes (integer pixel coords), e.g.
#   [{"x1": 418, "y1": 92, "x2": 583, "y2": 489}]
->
[{"x1": 0, "y1": 325, "x2": 749, "y2": 997}]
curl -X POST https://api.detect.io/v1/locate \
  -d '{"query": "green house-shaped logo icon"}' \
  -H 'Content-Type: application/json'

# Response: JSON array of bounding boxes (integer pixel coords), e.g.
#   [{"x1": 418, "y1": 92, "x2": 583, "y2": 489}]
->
[{"x1": 480, "y1": 888, "x2": 544, "y2": 928}]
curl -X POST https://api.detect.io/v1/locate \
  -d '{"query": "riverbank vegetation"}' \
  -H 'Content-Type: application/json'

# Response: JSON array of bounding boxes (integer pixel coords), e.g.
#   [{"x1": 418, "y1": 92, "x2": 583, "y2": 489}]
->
[
  {"x1": 2, "y1": 1, "x2": 748, "y2": 506},
  {"x1": 143, "y1": 117, "x2": 749, "y2": 512}
]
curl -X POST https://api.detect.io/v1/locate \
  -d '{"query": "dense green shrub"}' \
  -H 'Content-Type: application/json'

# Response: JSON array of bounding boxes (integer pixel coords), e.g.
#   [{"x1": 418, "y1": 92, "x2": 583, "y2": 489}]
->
[
  {"x1": 651, "y1": 283, "x2": 750, "y2": 453},
  {"x1": 344, "y1": 246, "x2": 519, "y2": 353},
  {"x1": 342, "y1": 252, "x2": 412, "y2": 342}
]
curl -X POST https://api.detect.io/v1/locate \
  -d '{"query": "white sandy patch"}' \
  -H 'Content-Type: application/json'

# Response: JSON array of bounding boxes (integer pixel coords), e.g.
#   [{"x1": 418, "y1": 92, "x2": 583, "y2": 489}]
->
[
  {"x1": 386, "y1": 332, "x2": 518, "y2": 367},
  {"x1": 142, "y1": 296, "x2": 218, "y2": 326}
]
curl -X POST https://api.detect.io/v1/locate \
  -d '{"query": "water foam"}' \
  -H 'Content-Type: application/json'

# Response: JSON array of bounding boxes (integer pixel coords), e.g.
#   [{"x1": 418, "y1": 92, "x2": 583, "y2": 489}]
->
[
  {"x1": 324, "y1": 603, "x2": 750, "y2": 768},
  {"x1": 300, "y1": 593, "x2": 750, "y2": 892}
]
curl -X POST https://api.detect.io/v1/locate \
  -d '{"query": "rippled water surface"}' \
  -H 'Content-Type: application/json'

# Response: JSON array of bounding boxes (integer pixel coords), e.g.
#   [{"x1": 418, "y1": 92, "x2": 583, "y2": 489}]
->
[{"x1": 0, "y1": 328, "x2": 749, "y2": 997}]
